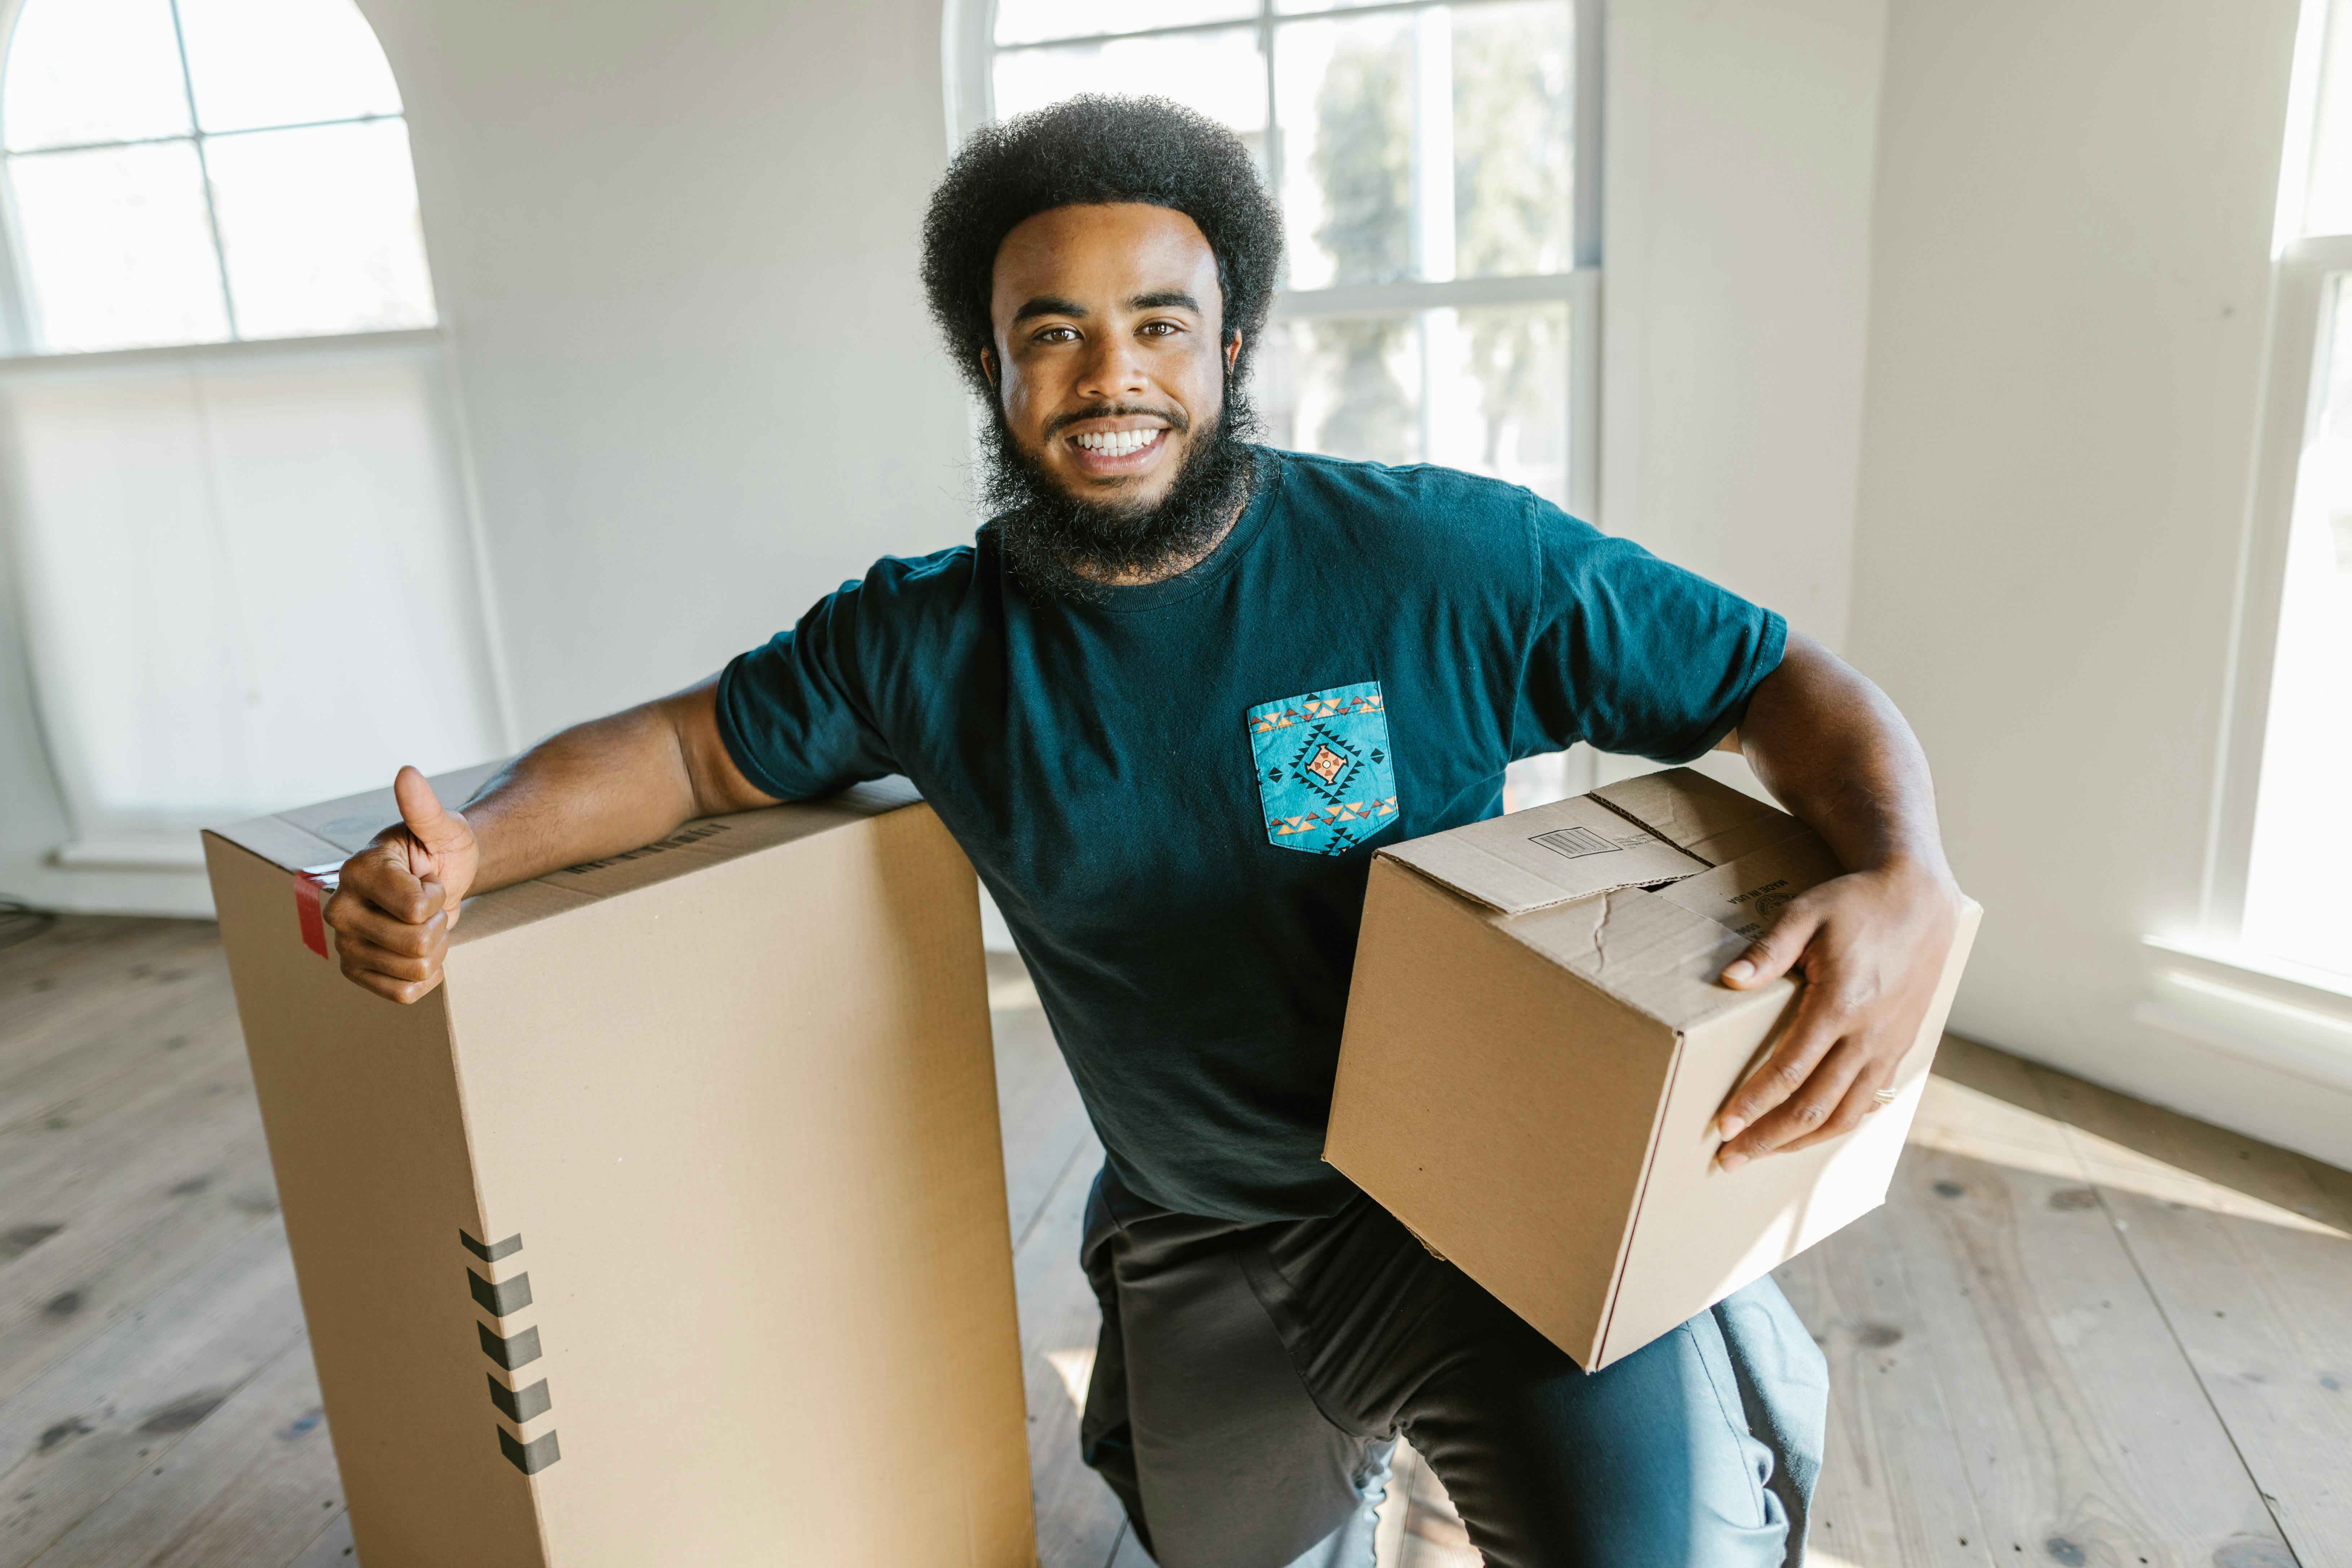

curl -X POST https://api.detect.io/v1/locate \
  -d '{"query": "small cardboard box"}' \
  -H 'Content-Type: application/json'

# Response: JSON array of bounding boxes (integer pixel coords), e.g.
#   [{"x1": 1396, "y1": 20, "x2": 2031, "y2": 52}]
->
[
  {"x1": 1326, "y1": 767, "x2": 1979, "y2": 1369},
  {"x1": 203, "y1": 767, "x2": 1035, "y2": 1568}
]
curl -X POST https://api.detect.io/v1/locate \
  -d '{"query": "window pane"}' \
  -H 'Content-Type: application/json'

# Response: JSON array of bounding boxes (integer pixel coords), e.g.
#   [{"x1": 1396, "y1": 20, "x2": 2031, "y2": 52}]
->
[
  {"x1": 1254, "y1": 300, "x2": 1569, "y2": 506},
  {"x1": 175, "y1": 0, "x2": 403, "y2": 134},
  {"x1": 992, "y1": 25, "x2": 1268, "y2": 156},
  {"x1": 1452, "y1": 1, "x2": 1573, "y2": 279},
  {"x1": 995, "y1": 0, "x2": 1258, "y2": 48},
  {"x1": 8, "y1": 141, "x2": 229, "y2": 352},
  {"x1": 207, "y1": 119, "x2": 436, "y2": 339},
  {"x1": 1273, "y1": 4, "x2": 1571, "y2": 290},
  {"x1": 1273, "y1": 11, "x2": 1413, "y2": 289},
  {"x1": 0, "y1": 0, "x2": 191, "y2": 152},
  {"x1": 2242, "y1": 273, "x2": 2352, "y2": 977},
  {"x1": 2303, "y1": 0, "x2": 2352, "y2": 237}
]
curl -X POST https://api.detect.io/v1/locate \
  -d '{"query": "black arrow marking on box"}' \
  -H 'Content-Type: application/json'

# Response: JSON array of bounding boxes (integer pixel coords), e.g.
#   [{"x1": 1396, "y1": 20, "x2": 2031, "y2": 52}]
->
[
  {"x1": 477, "y1": 1322, "x2": 541, "y2": 1371},
  {"x1": 499, "y1": 1426, "x2": 561, "y2": 1475},
  {"x1": 461, "y1": 1229, "x2": 523, "y2": 1263},
  {"x1": 487, "y1": 1375, "x2": 551, "y2": 1424},
  {"x1": 467, "y1": 1268, "x2": 532, "y2": 1317}
]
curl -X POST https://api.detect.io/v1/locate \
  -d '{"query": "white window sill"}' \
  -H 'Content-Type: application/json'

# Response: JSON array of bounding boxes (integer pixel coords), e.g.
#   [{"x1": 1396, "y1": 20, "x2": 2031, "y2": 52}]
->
[
  {"x1": 2136, "y1": 935, "x2": 2352, "y2": 1095},
  {"x1": 52, "y1": 834, "x2": 209, "y2": 872}
]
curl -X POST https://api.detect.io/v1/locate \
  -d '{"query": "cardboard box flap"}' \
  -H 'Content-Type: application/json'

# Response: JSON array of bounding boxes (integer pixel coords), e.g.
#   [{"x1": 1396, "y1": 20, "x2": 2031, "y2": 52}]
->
[
  {"x1": 210, "y1": 763, "x2": 926, "y2": 945},
  {"x1": 1500, "y1": 886, "x2": 1795, "y2": 1030},
  {"x1": 1648, "y1": 829, "x2": 1847, "y2": 946},
  {"x1": 1381, "y1": 796, "x2": 1710, "y2": 916},
  {"x1": 208, "y1": 760, "x2": 510, "y2": 872},
  {"x1": 1591, "y1": 768, "x2": 1806, "y2": 867}
]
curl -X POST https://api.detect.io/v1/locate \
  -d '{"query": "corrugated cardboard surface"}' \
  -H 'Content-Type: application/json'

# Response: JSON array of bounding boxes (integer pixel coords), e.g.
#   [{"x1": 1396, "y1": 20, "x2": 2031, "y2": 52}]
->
[
  {"x1": 1328, "y1": 767, "x2": 1982, "y2": 1368},
  {"x1": 205, "y1": 783, "x2": 1034, "y2": 1567},
  {"x1": 1325, "y1": 859, "x2": 1681, "y2": 1360},
  {"x1": 206, "y1": 835, "x2": 547, "y2": 1565}
]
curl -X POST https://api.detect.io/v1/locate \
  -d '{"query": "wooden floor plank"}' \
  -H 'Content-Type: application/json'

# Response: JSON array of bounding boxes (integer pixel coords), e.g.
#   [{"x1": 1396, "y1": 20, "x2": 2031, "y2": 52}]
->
[
  {"x1": 0, "y1": 1223, "x2": 307, "y2": 1568},
  {"x1": 25, "y1": 1336, "x2": 340, "y2": 1568},
  {"x1": 279, "y1": 1510, "x2": 353, "y2": 1568},
  {"x1": 0, "y1": 1102, "x2": 280, "y2": 1410},
  {"x1": 2028, "y1": 1066, "x2": 2352, "y2": 1568},
  {"x1": 1016, "y1": 1132, "x2": 1129, "y2": 1568},
  {"x1": 990, "y1": 954, "x2": 1097, "y2": 1250},
  {"x1": 1774, "y1": 1210, "x2": 1995, "y2": 1568},
  {"x1": 1890, "y1": 1040, "x2": 2296, "y2": 1567},
  {"x1": 0, "y1": 924, "x2": 229, "y2": 1125}
]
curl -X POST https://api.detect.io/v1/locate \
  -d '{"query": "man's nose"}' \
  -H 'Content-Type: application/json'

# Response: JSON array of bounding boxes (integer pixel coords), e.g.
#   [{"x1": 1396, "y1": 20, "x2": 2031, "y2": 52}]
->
[{"x1": 1076, "y1": 332, "x2": 1150, "y2": 401}]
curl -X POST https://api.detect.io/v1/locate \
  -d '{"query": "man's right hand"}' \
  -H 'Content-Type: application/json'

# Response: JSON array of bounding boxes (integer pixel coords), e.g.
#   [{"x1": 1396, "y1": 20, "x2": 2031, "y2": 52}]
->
[{"x1": 325, "y1": 766, "x2": 480, "y2": 1004}]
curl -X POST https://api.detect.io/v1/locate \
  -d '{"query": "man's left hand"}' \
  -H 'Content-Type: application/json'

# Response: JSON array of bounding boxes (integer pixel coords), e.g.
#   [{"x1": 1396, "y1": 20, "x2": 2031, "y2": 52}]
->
[{"x1": 1709, "y1": 861, "x2": 1963, "y2": 1169}]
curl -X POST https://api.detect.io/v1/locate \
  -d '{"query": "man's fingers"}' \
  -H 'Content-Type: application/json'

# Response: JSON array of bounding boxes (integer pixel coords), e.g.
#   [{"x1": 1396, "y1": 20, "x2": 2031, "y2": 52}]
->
[
  {"x1": 392, "y1": 765, "x2": 461, "y2": 849},
  {"x1": 1720, "y1": 901, "x2": 1822, "y2": 990},
  {"x1": 334, "y1": 843, "x2": 438, "y2": 925},
  {"x1": 339, "y1": 963, "x2": 446, "y2": 1006},
  {"x1": 341, "y1": 931, "x2": 449, "y2": 992},
  {"x1": 324, "y1": 893, "x2": 448, "y2": 960},
  {"x1": 1777, "y1": 1055, "x2": 1900, "y2": 1154},
  {"x1": 1713, "y1": 984, "x2": 1847, "y2": 1144},
  {"x1": 1720, "y1": 1036, "x2": 1870, "y2": 1167}
]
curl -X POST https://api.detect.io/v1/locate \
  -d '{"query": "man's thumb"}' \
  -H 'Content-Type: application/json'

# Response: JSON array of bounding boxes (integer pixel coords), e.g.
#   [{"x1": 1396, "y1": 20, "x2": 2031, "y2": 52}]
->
[
  {"x1": 392, "y1": 765, "x2": 458, "y2": 846},
  {"x1": 1719, "y1": 910, "x2": 1815, "y2": 988}
]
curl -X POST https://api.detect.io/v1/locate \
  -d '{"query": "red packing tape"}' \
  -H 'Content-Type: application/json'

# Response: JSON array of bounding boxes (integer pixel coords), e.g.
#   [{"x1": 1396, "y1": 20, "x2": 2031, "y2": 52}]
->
[{"x1": 293, "y1": 872, "x2": 329, "y2": 959}]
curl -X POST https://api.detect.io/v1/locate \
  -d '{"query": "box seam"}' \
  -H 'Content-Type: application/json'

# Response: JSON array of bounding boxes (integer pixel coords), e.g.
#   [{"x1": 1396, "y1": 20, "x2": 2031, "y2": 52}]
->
[{"x1": 1590, "y1": 1026, "x2": 1690, "y2": 1367}]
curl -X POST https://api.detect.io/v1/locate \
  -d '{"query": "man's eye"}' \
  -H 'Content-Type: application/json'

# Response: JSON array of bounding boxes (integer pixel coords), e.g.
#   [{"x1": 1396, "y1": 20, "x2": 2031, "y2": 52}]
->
[
  {"x1": 1141, "y1": 321, "x2": 1179, "y2": 337},
  {"x1": 1036, "y1": 326, "x2": 1078, "y2": 343}
]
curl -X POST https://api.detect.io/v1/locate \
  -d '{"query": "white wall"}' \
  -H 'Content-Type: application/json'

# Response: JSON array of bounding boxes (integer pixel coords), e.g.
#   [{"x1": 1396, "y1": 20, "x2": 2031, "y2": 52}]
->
[
  {"x1": 1845, "y1": 0, "x2": 2352, "y2": 1163},
  {"x1": 365, "y1": 0, "x2": 973, "y2": 742},
  {"x1": 1600, "y1": 0, "x2": 1890, "y2": 650}
]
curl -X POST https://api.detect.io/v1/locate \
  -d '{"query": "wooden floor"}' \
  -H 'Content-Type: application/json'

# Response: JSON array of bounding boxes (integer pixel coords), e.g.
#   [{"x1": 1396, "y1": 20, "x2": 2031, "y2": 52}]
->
[{"x1": 1, "y1": 918, "x2": 2347, "y2": 1567}]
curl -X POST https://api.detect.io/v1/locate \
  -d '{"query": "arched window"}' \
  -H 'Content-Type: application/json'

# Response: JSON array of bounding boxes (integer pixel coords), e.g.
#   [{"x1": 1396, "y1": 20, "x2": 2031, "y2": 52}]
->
[
  {"x1": 0, "y1": 0, "x2": 499, "y2": 869},
  {"x1": 952, "y1": 0, "x2": 1600, "y2": 514},
  {"x1": 0, "y1": 0, "x2": 435, "y2": 354}
]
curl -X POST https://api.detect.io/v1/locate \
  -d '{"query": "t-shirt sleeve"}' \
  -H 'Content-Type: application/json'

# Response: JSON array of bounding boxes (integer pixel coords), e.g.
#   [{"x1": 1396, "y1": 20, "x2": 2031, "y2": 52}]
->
[
  {"x1": 1515, "y1": 497, "x2": 1787, "y2": 763},
  {"x1": 714, "y1": 574, "x2": 902, "y2": 801}
]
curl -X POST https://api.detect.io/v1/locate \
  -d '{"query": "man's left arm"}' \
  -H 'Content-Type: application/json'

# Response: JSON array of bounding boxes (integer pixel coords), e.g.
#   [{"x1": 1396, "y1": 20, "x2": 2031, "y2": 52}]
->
[{"x1": 1707, "y1": 629, "x2": 1966, "y2": 1170}]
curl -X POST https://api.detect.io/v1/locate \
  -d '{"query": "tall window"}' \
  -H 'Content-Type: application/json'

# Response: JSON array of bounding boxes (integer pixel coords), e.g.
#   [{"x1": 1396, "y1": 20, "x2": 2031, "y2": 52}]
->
[
  {"x1": 968, "y1": 0, "x2": 1600, "y2": 514},
  {"x1": 2212, "y1": 0, "x2": 2352, "y2": 984},
  {"x1": 0, "y1": 0, "x2": 435, "y2": 354},
  {"x1": 0, "y1": 0, "x2": 497, "y2": 860}
]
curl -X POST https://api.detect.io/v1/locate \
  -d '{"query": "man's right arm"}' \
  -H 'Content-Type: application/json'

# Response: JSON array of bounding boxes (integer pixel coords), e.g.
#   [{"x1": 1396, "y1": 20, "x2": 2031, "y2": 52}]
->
[{"x1": 324, "y1": 676, "x2": 779, "y2": 1004}]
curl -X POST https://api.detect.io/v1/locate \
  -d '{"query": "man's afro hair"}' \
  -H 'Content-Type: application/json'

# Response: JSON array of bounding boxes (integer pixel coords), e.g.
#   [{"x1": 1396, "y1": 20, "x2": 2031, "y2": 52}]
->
[{"x1": 921, "y1": 95, "x2": 1283, "y2": 402}]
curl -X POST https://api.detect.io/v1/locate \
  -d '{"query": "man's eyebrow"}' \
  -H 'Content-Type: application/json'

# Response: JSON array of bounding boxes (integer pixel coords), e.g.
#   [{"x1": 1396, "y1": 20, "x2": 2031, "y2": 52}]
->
[
  {"x1": 1129, "y1": 290, "x2": 1202, "y2": 313},
  {"x1": 1011, "y1": 294, "x2": 1088, "y2": 324}
]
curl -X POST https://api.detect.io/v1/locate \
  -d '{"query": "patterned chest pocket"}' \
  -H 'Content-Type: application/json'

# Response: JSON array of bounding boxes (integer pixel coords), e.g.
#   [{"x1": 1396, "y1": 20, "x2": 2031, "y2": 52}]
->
[{"x1": 1246, "y1": 681, "x2": 1399, "y2": 855}]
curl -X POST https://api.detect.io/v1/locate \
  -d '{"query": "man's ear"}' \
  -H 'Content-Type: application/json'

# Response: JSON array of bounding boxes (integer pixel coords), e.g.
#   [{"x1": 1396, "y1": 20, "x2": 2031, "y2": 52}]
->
[
  {"x1": 979, "y1": 345, "x2": 999, "y2": 388},
  {"x1": 1224, "y1": 330, "x2": 1243, "y2": 375}
]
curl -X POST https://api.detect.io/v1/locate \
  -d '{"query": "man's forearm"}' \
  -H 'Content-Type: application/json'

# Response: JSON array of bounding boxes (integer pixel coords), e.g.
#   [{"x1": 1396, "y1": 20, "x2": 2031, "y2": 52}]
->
[
  {"x1": 461, "y1": 682, "x2": 764, "y2": 895},
  {"x1": 1730, "y1": 632, "x2": 1951, "y2": 884}
]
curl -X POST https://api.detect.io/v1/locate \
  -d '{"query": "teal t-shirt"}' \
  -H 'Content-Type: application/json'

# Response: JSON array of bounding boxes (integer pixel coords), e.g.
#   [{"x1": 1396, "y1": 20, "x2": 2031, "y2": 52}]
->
[{"x1": 717, "y1": 449, "x2": 1785, "y2": 1221}]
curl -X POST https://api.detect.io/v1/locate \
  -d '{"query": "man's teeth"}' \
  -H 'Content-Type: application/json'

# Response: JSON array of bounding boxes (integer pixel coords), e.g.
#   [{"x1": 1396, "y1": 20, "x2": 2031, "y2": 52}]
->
[{"x1": 1073, "y1": 428, "x2": 1163, "y2": 456}]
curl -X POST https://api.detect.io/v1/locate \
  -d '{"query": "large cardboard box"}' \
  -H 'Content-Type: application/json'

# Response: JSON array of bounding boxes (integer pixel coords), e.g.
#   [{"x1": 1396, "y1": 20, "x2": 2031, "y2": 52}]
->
[
  {"x1": 203, "y1": 767, "x2": 1035, "y2": 1567},
  {"x1": 1326, "y1": 767, "x2": 1979, "y2": 1369}
]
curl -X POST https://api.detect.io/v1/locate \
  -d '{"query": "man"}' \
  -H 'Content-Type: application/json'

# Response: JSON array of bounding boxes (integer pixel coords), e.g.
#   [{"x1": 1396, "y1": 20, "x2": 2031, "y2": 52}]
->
[{"x1": 330, "y1": 97, "x2": 1962, "y2": 1568}]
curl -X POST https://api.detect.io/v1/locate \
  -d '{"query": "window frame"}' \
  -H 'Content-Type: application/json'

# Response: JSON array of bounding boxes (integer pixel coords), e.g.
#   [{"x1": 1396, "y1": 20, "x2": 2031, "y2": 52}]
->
[
  {"x1": 945, "y1": 0, "x2": 1604, "y2": 517},
  {"x1": 0, "y1": 0, "x2": 432, "y2": 359}
]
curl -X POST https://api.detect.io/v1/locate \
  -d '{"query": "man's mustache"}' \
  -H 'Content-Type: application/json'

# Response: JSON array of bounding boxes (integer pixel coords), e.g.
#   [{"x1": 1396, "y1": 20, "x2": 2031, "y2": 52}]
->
[{"x1": 1041, "y1": 403, "x2": 1191, "y2": 442}]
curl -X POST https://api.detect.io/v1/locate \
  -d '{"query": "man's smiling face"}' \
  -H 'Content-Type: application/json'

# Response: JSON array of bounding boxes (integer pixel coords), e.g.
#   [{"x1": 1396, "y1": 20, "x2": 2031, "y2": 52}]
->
[{"x1": 985, "y1": 202, "x2": 1241, "y2": 512}]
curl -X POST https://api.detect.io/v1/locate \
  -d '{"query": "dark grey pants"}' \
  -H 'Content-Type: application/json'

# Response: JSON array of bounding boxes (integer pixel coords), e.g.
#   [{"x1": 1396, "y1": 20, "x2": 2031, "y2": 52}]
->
[{"x1": 1079, "y1": 1164, "x2": 1828, "y2": 1568}]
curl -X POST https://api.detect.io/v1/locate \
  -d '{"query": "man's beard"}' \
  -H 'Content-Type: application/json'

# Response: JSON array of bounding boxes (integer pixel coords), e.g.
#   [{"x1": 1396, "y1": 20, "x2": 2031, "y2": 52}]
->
[{"x1": 979, "y1": 388, "x2": 1259, "y2": 604}]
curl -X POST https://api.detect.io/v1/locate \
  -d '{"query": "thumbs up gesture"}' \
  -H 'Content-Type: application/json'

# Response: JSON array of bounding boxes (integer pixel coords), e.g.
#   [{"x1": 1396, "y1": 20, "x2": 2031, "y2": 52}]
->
[{"x1": 323, "y1": 766, "x2": 484, "y2": 1004}]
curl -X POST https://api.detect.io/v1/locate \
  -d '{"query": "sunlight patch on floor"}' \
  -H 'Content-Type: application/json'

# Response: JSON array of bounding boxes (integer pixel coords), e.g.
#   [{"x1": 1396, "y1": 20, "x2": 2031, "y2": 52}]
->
[
  {"x1": 1047, "y1": 1345, "x2": 1096, "y2": 1414},
  {"x1": 1904, "y1": 1078, "x2": 2347, "y2": 1239}
]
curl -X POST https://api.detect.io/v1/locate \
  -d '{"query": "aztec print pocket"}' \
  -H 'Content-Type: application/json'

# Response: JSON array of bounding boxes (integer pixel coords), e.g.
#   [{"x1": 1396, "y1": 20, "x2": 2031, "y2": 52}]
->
[{"x1": 1245, "y1": 681, "x2": 1399, "y2": 856}]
